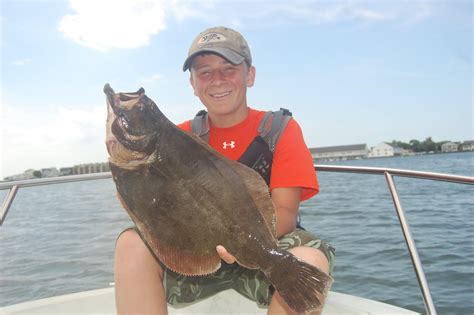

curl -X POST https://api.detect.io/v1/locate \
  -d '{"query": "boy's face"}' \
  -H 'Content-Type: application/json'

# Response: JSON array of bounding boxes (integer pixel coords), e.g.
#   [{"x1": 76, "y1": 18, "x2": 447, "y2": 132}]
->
[{"x1": 190, "y1": 53, "x2": 255, "y2": 118}]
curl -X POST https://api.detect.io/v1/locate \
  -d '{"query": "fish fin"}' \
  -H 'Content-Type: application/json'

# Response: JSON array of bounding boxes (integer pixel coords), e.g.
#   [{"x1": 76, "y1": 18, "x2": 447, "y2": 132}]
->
[
  {"x1": 154, "y1": 242, "x2": 222, "y2": 276},
  {"x1": 134, "y1": 216, "x2": 222, "y2": 276},
  {"x1": 229, "y1": 161, "x2": 277, "y2": 239},
  {"x1": 264, "y1": 252, "x2": 333, "y2": 314},
  {"x1": 116, "y1": 192, "x2": 222, "y2": 276}
]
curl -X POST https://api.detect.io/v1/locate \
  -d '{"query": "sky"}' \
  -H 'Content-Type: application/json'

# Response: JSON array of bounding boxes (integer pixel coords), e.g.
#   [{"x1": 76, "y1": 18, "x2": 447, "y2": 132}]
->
[{"x1": 0, "y1": 0, "x2": 472, "y2": 179}]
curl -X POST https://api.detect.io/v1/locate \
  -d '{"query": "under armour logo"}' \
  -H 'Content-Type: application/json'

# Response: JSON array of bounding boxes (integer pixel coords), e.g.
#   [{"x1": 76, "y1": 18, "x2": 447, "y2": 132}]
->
[{"x1": 223, "y1": 141, "x2": 235, "y2": 149}]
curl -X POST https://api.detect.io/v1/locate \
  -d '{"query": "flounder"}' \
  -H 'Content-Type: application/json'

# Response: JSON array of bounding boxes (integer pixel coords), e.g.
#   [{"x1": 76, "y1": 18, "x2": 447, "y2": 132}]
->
[{"x1": 104, "y1": 84, "x2": 332, "y2": 314}]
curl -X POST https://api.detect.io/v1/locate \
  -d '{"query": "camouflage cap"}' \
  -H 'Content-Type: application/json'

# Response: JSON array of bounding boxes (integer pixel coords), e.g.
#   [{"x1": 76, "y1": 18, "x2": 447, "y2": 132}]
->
[{"x1": 183, "y1": 26, "x2": 252, "y2": 71}]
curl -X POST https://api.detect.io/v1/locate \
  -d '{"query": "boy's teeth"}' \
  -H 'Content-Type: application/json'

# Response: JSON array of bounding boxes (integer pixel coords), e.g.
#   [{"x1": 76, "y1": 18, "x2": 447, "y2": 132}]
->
[{"x1": 212, "y1": 92, "x2": 230, "y2": 98}]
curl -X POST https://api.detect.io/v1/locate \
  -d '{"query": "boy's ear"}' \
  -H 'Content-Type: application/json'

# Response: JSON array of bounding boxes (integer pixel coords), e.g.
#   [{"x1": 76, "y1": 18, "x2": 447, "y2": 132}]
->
[{"x1": 247, "y1": 66, "x2": 256, "y2": 87}]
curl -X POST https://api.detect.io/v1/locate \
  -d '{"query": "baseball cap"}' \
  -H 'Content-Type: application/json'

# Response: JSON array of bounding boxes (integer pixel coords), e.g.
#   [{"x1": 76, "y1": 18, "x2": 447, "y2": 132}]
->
[{"x1": 183, "y1": 26, "x2": 252, "y2": 72}]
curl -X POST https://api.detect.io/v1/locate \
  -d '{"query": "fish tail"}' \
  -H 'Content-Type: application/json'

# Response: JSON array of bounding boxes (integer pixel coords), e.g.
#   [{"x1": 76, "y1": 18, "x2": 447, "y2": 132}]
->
[{"x1": 263, "y1": 252, "x2": 333, "y2": 314}]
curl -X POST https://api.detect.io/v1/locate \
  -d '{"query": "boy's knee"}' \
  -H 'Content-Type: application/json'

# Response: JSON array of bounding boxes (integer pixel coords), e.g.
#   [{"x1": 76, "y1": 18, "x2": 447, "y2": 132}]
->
[
  {"x1": 289, "y1": 246, "x2": 330, "y2": 274},
  {"x1": 116, "y1": 229, "x2": 144, "y2": 257},
  {"x1": 115, "y1": 229, "x2": 164, "y2": 277},
  {"x1": 116, "y1": 229, "x2": 141, "y2": 249}
]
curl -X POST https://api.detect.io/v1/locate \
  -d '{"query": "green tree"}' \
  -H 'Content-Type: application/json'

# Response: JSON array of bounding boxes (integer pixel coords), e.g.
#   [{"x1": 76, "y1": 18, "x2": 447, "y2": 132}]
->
[
  {"x1": 422, "y1": 137, "x2": 437, "y2": 152},
  {"x1": 409, "y1": 139, "x2": 421, "y2": 152},
  {"x1": 33, "y1": 170, "x2": 42, "y2": 178}
]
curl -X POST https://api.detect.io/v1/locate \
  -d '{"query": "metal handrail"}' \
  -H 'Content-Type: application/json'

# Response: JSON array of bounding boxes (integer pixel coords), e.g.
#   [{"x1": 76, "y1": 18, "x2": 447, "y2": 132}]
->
[
  {"x1": 313, "y1": 165, "x2": 472, "y2": 315},
  {"x1": 314, "y1": 164, "x2": 474, "y2": 184},
  {"x1": 1, "y1": 165, "x2": 473, "y2": 314},
  {"x1": 0, "y1": 173, "x2": 113, "y2": 226}
]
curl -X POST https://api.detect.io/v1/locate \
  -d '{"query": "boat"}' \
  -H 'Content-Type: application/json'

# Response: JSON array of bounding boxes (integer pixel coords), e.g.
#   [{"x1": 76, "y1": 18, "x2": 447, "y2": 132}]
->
[{"x1": 1, "y1": 165, "x2": 472, "y2": 314}]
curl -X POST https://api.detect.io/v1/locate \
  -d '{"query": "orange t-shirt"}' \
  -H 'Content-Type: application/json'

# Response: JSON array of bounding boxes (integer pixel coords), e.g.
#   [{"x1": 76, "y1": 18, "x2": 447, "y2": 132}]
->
[{"x1": 177, "y1": 108, "x2": 319, "y2": 201}]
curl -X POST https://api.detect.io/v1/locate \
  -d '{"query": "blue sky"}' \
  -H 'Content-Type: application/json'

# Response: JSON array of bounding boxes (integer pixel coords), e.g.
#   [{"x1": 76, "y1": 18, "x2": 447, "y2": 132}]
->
[{"x1": 0, "y1": 0, "x2": 472, "y2": 178}]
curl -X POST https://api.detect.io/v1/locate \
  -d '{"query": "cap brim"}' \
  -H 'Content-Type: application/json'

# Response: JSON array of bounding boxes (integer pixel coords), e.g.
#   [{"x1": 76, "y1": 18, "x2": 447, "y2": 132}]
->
[{"x1": 182, "y1": 48, "x2": 245, "y2": 71}]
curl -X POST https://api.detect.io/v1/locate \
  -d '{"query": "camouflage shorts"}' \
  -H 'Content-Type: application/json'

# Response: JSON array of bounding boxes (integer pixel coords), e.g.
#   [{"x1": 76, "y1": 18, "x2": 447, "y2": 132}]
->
[{"x1": 161, "y1": 228, "x2": 335, "y2": 308}]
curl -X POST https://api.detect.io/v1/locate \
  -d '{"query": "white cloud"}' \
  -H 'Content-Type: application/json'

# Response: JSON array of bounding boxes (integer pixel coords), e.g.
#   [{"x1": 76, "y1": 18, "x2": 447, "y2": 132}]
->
[
  {"x1": 57, "y1": 0, "x2": 434, "y2": 52},
  {"x1": 58, "y1": 0, "x2": 167, "y2": 51},
  {"x1": 1, "y1": 103, "x2": 109, "y2": 178},
  {"x1": 243, "y1": 1, "x2": 432, "y2": 25},
  {"x1": 166, "y1": 0, "x2": 218, "y2": 21},
  {"x1": 12, "y1": 58, "x2": 32, "y2": 66},
  {"x1": 141, "y1": 73, "x2": 162, "y2": 84}
]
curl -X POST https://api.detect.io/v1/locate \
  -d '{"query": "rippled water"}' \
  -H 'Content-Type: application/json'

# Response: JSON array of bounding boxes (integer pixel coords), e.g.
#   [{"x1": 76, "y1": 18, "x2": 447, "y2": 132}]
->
[{"x1": 1, "y1": 152, "x2": 473, "y2": 314}]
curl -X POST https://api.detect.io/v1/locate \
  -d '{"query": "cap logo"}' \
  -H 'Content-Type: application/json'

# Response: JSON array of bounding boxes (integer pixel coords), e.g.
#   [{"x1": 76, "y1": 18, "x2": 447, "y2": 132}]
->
[{"x1": 198, "y1": 32, "x2": 227, "y2": 44}]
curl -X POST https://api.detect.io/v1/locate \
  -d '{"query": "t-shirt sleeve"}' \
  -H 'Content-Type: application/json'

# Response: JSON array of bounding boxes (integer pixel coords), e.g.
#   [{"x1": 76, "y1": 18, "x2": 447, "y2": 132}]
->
[
  {"x1": 269, "y1": 118, "x2": 319, "y2": 201},
  {"x1": 176, "y1": 120, "x2": 192, "y2": 132}
]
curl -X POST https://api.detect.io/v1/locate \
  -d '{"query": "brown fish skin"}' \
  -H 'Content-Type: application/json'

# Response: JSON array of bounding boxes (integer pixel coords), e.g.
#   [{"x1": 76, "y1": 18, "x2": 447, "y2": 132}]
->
[{"x1": 104, "y1": 84, "x2": 333, "y2": 314}]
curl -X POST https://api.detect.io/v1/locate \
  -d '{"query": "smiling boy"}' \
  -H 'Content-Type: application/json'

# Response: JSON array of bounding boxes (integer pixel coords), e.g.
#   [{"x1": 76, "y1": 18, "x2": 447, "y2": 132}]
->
[{"x1": 114, "y1": 26, "x2": 335, "y2": 315}]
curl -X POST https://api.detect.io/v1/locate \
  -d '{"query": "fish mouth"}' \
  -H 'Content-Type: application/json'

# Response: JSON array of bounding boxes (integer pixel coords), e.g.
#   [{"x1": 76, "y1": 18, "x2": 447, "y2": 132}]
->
[
  {"x1": 104, "y1": 84, "x2": 145, "y2": 111},
  {"x1": 104, "y1": 84, "x2": 147, "y2": 135},
  {"x1": 104, "y1": 84, "x2": 156, "y2": 168},
  {"x1": 106, "y1": 101, "x2": 148, "y2": 168},
  {"x1": 106, "y1": 137, "x2": 149, "y2": 170}
]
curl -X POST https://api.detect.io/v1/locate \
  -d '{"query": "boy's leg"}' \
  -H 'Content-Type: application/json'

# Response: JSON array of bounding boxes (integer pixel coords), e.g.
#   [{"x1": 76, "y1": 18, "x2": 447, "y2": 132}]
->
[{"x1": 114, "y1": 229, "x2": 168, "y2": 314}]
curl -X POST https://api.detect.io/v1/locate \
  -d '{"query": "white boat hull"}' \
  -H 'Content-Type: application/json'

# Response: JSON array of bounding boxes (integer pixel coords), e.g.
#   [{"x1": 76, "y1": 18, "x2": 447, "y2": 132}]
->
[{"x1": 1, "y1": 287, "x2": 418, "y2": 314}]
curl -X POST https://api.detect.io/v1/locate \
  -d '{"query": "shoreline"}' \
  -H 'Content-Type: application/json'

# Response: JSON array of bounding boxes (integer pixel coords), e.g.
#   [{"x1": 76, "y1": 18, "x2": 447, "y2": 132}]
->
[{"x1": 313, "y1": 149, "x2": 473, "y2": 163}]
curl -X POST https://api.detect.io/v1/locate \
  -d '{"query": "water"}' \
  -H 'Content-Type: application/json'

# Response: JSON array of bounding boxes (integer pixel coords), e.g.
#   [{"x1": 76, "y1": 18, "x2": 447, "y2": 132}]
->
[{"x1": 1, "y1": 152, "x2": 473, "y2": 314}]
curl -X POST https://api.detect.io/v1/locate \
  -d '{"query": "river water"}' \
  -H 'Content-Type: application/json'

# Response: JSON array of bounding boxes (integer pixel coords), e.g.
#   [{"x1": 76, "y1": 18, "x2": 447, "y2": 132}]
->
[{"x1": 1, "y1": 152, "x2": 473, "y2": 314}]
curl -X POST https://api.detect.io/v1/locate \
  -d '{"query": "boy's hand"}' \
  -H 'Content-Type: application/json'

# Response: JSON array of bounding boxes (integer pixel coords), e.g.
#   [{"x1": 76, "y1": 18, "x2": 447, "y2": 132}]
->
[{"x1": 216, "y1": 245, "x2": 236, "y2": 264}]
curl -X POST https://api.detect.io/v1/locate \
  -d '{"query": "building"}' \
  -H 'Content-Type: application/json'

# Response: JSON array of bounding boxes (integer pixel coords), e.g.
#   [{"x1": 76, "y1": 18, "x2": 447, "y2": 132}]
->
[
  {"x1": 368, "y1": 142, "x2": 403, "y2": 158},
  {"x1": 3, "y1": 162, "x2": 110, "y2": 181},
  {"x1": 3, "y1": 169, "x2": 40, "y2": 181},
  {"x1": 41, "y1": 167, "x2": 59, "y2": 178},
  {"x1": 72, "y1": 162, "x2": 109, "y2": 175},
  {"x1": 310, "y1": 144, "x2": 369, "y2": 161},
  {"x1": 59, "y1": 167, "x2": 73, "y2": 176},
  {"x1": 441, "y1": 142, "x2": 459, "y2": 153},
  {"x1": 460, "y1": 140, "x2": 474, "y2": 151}
]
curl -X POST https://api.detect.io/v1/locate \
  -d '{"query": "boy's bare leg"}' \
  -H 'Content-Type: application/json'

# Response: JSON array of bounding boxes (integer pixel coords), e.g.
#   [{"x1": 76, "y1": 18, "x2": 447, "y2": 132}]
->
[{"x1": 115, "y1": 229, "x2": 168, "y2": 314}]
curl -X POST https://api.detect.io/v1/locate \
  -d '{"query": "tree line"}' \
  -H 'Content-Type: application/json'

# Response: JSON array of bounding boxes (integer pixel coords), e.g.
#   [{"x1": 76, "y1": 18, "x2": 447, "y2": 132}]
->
[{"x1": 389, "y1": 137, "x2": 448, "y2": 153}]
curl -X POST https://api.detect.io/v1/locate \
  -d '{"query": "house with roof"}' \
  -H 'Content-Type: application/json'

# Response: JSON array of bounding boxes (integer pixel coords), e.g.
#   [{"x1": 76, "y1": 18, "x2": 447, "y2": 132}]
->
[
  {"x1": 460, "y1": 140, "x2": 474, "y2": 151},
  {"x1": 441, "y1": 142, "x2": 459, "y2": 152},
  {"x1": 309, "y1": 144, "x2": 369, "y2": 161},
  {"x1": 368, "y1": 142, "x2": 404, "y2": 158}
]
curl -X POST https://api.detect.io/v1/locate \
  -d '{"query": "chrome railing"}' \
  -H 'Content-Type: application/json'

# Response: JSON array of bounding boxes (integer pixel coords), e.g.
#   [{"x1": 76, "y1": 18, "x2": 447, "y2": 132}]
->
[
  {"x1": 1, "y1": 165, "x2": 473, "y2": 314},
  {"x1": 315, "y1": 165, "x2": 473, "y2": 315},
  {"x1": 0, "y1": 173, "x2": 112, "y2": 226}
]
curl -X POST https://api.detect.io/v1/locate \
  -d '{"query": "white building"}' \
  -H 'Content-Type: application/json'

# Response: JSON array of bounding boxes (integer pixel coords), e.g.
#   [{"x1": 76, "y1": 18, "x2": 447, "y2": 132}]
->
[
  {"x1": 368, "y1": 142, "x2": 403, "y2": 158},
  {"x1": 461, "y1": 140, "x2": 474, "y2": 151},
  {"x1": 310, "y1": 144, "x2": 369, "y2": 161},
  {"x1": 441, "y1": 142, "x2": 459, "y2": 153}
]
